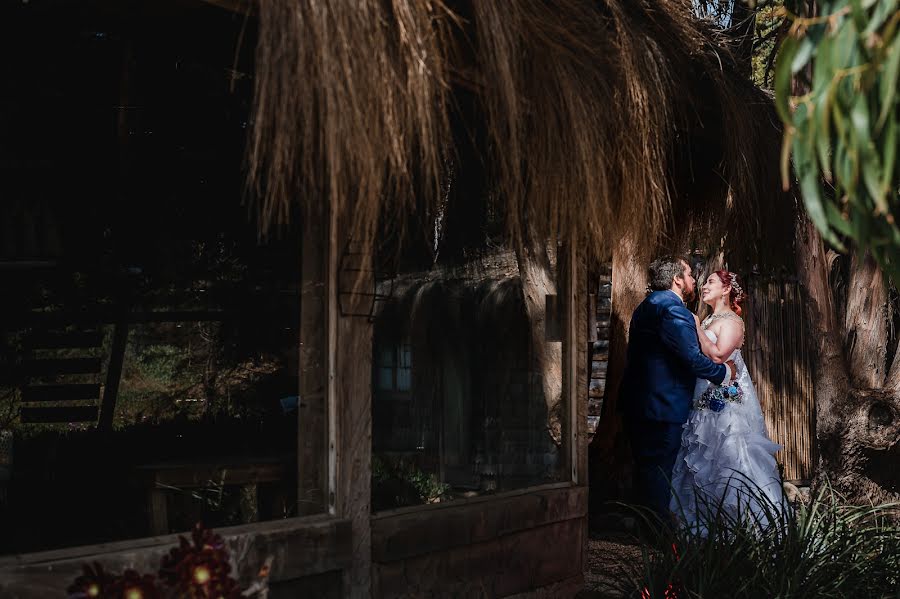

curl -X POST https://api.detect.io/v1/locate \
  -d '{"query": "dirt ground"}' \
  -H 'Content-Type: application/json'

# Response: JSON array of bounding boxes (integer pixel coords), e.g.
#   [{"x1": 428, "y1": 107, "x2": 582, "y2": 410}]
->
[{"x1": 579, "y1": 530, "x2": 644, "y2": 598}]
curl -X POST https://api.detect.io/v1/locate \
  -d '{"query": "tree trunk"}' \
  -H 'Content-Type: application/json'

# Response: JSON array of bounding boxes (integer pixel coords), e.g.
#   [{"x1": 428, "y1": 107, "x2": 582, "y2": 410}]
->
[
  {"x1": 588, "y1": 235, "x2": 648, "y2": 505},
  {"x1": 515, "y1": 243, "x2": 563, "y2": 445},
  {"x1": 797, "y1": 216, "x2": 900, "y2": 502}
]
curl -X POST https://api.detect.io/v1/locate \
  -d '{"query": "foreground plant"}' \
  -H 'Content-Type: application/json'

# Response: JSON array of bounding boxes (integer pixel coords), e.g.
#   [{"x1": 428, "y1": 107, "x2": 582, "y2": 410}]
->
[
  {"x1": 776, "y1": 0, "x2": 900, "y2": 280},
  {"x1": 610, "y1": 482, "x2": 900, "y2": 598},
  {"x1": 67, "y1": 523, "x2": 268, "y2": 599}
]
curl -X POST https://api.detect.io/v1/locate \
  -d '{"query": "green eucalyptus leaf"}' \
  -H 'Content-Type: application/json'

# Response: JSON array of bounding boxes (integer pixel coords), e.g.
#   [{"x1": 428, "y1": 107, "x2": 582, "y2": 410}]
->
[
  {"x1": 876, "y1": 35, "x2": 900, "y2": 130},
  {"x1": 835, "y1": 131, "x2": 856, "y2": 191},
  {"x1": 849, "y1": 0, "x2": 869, "y2": 33},
  {"x1": 847, "y1": 94, "x2": 866, "y2": 169},
  {"x1": 864, "y1": 0, "x2": 899, "y2": 36},
  {"x1": 779, "y1": 0, "x2": 900, "y2": 268},
  {"x1": 813, "y1": 29, "x2": 837, "y2": 89},
  {"x1": 833, "y1": 94, "x2": 850, "y2": 143},
  {"x1": 825, "y1": 201, "x2": 855, "y2": 236},
  {"x1": 780, "y1": 128, "x2": 795, "y2": 191},
  {"x1": 833, "y1": 14, "x2": 860, "y2": 69},
  {"x1": 776, "y1": 35, "x2": 800, "y2": 124},
  {"x1": 794, "y1": 118, "x2": 844, "y2": 248},
  {"x1": 816, "y1": 84, "x2": 836, "y2": 179},
  {"x1": 793, "y1": 37, "x2": 817, "y2": 73},
  {"x1": 880, "y1": 112, "x2": 897, "y2": 201}
]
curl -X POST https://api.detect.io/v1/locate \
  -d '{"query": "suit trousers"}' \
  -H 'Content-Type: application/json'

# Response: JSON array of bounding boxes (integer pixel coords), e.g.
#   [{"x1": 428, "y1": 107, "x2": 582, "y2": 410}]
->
[{"x1": 626, "y1": 416, "x2": 684, "y2": 520}]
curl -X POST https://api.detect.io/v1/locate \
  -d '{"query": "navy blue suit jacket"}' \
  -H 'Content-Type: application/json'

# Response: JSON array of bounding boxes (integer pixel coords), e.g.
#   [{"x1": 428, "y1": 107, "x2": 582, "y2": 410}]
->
[{"x1": 621, "y1": 290, "x2": 727, "y2": 424}]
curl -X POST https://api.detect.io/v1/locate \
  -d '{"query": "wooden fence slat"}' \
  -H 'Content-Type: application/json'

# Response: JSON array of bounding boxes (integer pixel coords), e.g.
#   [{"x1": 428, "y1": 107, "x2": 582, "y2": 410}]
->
[
  {"x1": 25, "y1": 331, "x2": 105, "y2": 350},
  {"x1": 22, "y1": 358, "x2": 102, "y2": 377},
  {"x1": 20, "y1": 406, "x2": 99, "y2": 423},
  {"x1": 21, "y1": 384, "x2": 101, "y2": 402},
  {"x1": 747, "y1": 279, "x2": 814, "y2": 483}
]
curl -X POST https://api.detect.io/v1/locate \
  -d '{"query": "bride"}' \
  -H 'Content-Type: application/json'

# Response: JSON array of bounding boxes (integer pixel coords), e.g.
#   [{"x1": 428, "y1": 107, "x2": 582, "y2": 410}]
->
[{"x1": 670, "y1": 270, "x2": 787, "y2": 531}]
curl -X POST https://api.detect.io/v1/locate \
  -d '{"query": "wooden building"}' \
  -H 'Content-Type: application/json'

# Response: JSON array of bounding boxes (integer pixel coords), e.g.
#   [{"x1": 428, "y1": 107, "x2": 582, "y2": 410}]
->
[
  {"x1": 0, "y1": 0, "x2": 792, "y2": 597},
  {"x1": 0, "y1": 2, "x2": 590, "y2": 596}
]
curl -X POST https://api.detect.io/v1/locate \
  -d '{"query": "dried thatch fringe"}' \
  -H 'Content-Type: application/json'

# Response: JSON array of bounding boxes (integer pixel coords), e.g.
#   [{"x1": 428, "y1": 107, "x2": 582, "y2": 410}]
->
[{"x1": 249, "y1": 0, "x2": 788, "y2": 263}]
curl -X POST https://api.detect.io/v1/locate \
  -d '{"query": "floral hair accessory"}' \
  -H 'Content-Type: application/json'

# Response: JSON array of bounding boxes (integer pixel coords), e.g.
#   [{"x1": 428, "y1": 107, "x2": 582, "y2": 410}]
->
[{"x1": 727, "y1": 272, "x2": 745, "y2": 302}]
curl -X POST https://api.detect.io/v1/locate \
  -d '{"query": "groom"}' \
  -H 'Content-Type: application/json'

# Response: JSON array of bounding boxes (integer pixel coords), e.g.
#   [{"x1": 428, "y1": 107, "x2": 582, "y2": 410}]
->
[{"x1": 621, "y1": 256, "x2": 735, "y2": 519}]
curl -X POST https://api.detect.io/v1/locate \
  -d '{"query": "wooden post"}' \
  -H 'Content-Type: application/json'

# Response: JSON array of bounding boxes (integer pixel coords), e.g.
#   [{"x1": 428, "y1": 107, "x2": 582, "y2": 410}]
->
[
  {"x1": 98, "y1": 321, "x2": 129, "y2": 431},
  {"x1": 560, "y1": 243, "x2": 588, "y2": 589},
  {"x1": 327, "y1": 211, "x2": 373, "y2": 597},
  {"x1": 148, "y1": 488, "x2": 168, "y2": 537},
  {"x1": 298, "y1": 212, "x2": 329, "y2": 515},
  {"x1": 561, "y1": 244, "x2": 580, "y2": 485}
]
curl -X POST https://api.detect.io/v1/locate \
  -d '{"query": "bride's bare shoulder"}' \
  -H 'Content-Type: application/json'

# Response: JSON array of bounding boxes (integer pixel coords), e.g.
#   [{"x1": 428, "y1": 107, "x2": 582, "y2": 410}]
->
[{"x1": 716, "y1": 315, "x2": 745, "y2": 345}]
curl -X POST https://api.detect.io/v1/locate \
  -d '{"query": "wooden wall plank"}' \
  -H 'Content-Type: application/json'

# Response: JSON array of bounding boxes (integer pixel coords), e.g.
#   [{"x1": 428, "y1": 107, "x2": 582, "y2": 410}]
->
[
  {"x1": 372, "y1": 518, "x2": 584, "y2": 599},
  {"x1": 371, "y1": 485, "x2": 587, "y2": 563},
  {"x1": 0, "y1": 517, "x2": 352, "y2": 598}
]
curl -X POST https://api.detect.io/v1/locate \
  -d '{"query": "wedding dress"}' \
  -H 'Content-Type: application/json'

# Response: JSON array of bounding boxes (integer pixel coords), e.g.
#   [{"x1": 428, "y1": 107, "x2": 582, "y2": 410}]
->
[{"x1": 670, "y1": 321, "x2": 787, "y2": 531}]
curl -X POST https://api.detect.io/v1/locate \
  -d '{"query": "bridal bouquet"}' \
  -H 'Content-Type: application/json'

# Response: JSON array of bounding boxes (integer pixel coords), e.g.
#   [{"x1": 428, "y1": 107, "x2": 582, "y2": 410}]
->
[{"x1": 696, "y1": 381, "x2": 743, "y2": 412}]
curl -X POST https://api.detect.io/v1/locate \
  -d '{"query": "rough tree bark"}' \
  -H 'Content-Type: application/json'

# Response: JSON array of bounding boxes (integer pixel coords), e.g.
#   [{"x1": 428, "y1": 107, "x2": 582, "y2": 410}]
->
[
  {"x1": 797, "y1": 216, "x2": 900, "y2": 502},
  {"x1": 515, "y1": 243, "x2": 563, "y2": 445},
  {"x1": 588, "y1": 235, "x2": 648, "y2": 505}
]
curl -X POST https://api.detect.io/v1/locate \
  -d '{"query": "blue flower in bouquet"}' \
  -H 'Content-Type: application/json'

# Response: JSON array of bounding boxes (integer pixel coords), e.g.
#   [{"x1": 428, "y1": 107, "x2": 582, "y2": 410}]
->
[
  {"x1": 709, "y1": 396, "x2": 727, "y2": 412},
  {"x1": 697, "y1": 381, "x2": 743, "y2": 411}
]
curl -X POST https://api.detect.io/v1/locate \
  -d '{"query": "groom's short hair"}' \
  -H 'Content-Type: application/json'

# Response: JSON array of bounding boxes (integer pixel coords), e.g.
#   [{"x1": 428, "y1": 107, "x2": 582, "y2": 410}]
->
[{"x1": 648, "y1": 255, "x2": 689, "y2": 291}]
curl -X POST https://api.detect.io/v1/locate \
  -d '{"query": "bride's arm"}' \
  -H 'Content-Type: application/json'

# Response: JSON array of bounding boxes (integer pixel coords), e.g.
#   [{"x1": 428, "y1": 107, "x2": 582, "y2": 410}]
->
[{"x1": 695, "y1": 318, "x2": 744, "y2": 364}]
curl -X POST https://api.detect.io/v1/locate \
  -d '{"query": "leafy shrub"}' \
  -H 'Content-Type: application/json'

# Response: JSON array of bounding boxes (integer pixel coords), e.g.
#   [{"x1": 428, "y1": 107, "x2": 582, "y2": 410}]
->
[
  {"x1": 610, "y1": 482, "x2": 900, "y2": 598},
  {"x1": 372, "y1": 454, "x2": 450, "y2": 510}
]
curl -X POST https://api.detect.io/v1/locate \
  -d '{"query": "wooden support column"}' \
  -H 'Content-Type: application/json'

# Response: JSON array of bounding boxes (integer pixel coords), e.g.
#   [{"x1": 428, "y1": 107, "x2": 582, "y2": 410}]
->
[
  {"x1": 327, "y1": 209, "x2": 373, "y2": 598},
  {"x1": 560, "y1": 244, "x2": 582, "y2": 485},
  {"x1": 298, "y1": 213, "x2": 329, "y2": 515},
  {"x1": 560, "y1": 242, "x2": 588, "y2": 589}
]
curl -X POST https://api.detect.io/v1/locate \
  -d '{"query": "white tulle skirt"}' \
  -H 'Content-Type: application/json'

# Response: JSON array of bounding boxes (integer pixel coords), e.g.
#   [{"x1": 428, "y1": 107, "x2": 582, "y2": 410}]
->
[{"x1": 670, "y1": 350, "x2": 788, "y2": 532}]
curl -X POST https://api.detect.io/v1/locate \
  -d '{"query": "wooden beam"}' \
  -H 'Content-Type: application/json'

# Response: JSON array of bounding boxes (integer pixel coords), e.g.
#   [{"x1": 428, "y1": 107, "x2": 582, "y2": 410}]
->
[
  {"x1": 22, "y1": 358, "x2": 101, "y2": 377},
  {"x1": 25, "y1": 331, "x2": 105, "y2": 350},
  {"x1": 19, "y1": 406, "x2": 98, "y2": 424},
  {"x1": 196, "y1": 0, "x2": 256, "y2": 15},
  {"x1": 21, "y1": 384, "x2": 100, "y2": 402},
  {"x1": 12, "y1": 310, "x2": 230, "y2": 329},
  {"x1": 0, "y1": 516, "x2": 351, "y2": 597},
  {"x1": 142, "y1": 461, "x2": 286, "y2": 488}
]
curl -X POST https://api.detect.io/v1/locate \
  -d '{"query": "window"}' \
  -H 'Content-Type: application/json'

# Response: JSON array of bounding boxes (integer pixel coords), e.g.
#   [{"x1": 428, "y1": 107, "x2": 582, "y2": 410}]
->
[
  {"x1": 371, "y1": 249, "x2": 568, "y2": 511},
  {"x1": 0, "y1": 2, "x2": 321, "y2": 555},
  {"x1": 375, "y1": 343, "x2": 412, "y2": 397}
]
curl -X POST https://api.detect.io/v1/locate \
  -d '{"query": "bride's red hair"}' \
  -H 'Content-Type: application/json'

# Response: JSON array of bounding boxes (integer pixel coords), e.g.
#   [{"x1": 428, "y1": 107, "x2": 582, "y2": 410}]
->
[{"x1": 714, "y1": 270, "x2": 746, "y2": 317}]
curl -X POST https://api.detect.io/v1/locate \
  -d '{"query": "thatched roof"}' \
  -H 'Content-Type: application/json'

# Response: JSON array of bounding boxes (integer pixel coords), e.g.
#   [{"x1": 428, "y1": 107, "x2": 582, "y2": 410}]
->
[{"x1": 248, "y1": 0, "x2": 790, "y2": 264}]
